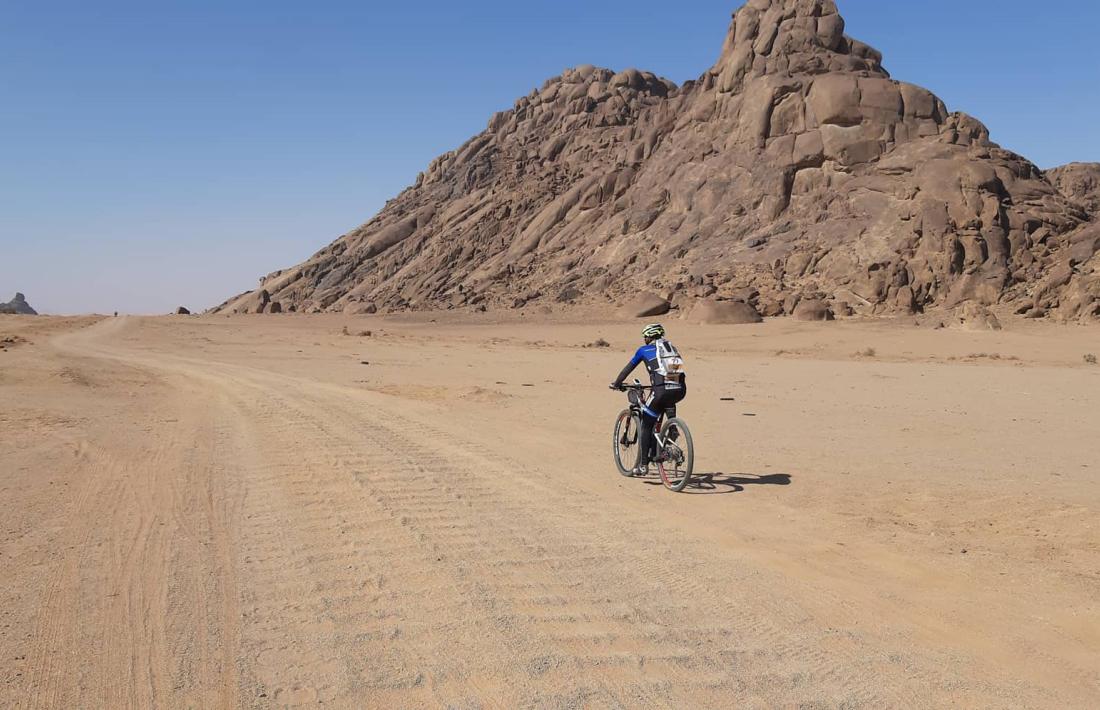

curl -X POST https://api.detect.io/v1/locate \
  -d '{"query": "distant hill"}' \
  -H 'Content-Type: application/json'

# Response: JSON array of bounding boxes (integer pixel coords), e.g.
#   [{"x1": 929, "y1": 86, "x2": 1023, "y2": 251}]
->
[
  {"x1": 215, "y1": 0, "x2": 1099, "y2": 322},
  {"x1": 0, "y1": 293, "x2": 37, "y2": 315}
]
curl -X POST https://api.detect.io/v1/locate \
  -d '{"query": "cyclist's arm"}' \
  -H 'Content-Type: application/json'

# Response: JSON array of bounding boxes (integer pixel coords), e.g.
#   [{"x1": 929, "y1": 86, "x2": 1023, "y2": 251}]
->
[{"x1": 612, "y1": 348, "x2": 645, "y2": 388}]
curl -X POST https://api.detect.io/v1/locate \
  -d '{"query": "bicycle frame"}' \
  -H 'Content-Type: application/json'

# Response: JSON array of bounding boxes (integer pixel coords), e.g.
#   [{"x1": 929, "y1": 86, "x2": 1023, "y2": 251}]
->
[{"x1": 622, "y1": 381, "x2": 674, "y2": 449}]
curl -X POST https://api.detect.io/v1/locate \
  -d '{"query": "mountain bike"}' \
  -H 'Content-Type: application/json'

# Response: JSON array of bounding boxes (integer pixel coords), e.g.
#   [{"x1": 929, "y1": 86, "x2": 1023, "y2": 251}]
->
[{"x1": 611, "y1": 380, "x2": 695, "y2": 492}]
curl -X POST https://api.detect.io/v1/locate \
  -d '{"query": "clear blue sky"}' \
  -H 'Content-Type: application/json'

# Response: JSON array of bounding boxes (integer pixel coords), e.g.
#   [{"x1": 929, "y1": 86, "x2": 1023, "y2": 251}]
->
[{"x1": 2, "y1": 0, "x2": 1097, "y2": 314}]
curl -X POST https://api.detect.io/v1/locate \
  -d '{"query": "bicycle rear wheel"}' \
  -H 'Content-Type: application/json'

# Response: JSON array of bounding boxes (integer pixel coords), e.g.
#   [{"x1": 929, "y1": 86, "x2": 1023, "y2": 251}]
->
[
  {"x1": 656, "y1": 417, "x2": 694, "y2": 492},
  {"x1": 612, "y1": 408, "x2": 642, "y2": 477}
]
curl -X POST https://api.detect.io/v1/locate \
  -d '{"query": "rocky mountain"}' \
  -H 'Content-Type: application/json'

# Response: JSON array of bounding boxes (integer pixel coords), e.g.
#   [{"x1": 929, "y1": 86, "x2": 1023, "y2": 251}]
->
[
  {"x1": 0, "y1": 293, "x2": 38, "y2": 315},
  {"x1": 216, "y1": 0, "x2": 1099, "y2": 322}
]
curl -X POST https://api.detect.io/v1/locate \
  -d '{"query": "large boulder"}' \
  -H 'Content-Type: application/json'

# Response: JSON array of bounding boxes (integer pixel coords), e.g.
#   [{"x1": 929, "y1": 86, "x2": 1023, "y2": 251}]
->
[
  {"x1": 0, "y1": 293, "x2": 37, "y2": 315},
  {"x1": 344, "y1": 301, "x2": 377, "y2": 315},
  {"x1": 620, "y1": 292, "x2": 671, "y2": 318},
  {"x1": 231, "y1": 289, "x2": 270, "y2": 314},
  {"x1": 792, "y1": 299, "x2": 834, "y2": 322},
  {"x1": 954, "y1": 302, "x2": 1002, "y2": 331},
  {"x1": 687, "y1": 299, "x2": 763, "y2": 324}
]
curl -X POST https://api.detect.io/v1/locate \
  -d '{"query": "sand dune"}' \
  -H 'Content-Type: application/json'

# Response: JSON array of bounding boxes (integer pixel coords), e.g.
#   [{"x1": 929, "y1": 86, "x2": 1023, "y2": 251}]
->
[{"x1": 1, "y1": 313, "x2": 1098, "y2": 707}]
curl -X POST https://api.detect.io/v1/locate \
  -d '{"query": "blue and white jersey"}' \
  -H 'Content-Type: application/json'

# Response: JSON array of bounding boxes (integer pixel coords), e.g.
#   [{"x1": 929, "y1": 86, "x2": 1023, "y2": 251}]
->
[{"x1": 618, "y1": 338, "x2": 686, "y2": 389}]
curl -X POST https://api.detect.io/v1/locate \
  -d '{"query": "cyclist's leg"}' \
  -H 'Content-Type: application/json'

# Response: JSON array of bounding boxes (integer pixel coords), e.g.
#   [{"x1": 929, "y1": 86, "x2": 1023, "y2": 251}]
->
[
  {"x1": 649, "y1": 385, "x2": 685, "y2": 456},
  {"x1": 639, "y1": 390, "x2": 664, "y2": 466}
]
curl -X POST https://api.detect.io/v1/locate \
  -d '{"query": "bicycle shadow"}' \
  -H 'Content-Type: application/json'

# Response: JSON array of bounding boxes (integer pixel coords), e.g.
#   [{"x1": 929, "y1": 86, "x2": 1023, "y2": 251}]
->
[{"x1": 643, "y1": 471, "x2": 792, "y2": 495}]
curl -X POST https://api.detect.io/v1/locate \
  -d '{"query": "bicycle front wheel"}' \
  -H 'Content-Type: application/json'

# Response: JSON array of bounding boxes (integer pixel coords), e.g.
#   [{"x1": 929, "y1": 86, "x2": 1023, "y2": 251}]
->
[
  {"x1": 656, "y1": 417, "x2": 694, "y2": 492},
  {"x1": 612, "y1": 408, "x2": 642, "y2": 477}
]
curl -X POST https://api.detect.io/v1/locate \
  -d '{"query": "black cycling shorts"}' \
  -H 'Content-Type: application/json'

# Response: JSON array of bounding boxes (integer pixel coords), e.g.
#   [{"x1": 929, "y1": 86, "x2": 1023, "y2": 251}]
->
[{"x1": 642, "y1": 382, "x2": 687, "y2": 421}]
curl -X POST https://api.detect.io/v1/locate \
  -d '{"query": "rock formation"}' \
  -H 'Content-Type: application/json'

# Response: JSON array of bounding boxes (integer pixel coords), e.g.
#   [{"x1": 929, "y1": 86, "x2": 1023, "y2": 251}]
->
[
  {"x1": 215, "y1": 0, "x2": 1099, "y2": 322},
  {"x1": 0, "y1": 293, "x2": 38, "y2": 315},
  {"x1": 1047, "y1": 163, "x2": 1100, "y2": 215}
]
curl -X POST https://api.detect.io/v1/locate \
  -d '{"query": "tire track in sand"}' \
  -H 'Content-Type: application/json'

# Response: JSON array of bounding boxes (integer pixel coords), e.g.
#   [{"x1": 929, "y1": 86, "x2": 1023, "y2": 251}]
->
[
  {"x1": 15, "y1": 331, "x2": 244, "y2": 709},
  {"x1": 33, "y1": 317, "x2": 1073, "y2": 709},
  {"x1": 207, "y1": 367, "x2": 918, "y2": 708}
]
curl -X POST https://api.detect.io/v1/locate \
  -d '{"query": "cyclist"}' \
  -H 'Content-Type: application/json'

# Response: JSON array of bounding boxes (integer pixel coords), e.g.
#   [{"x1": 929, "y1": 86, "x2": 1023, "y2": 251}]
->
[{"x1": 609, "y1": 323, "x2": 687, "y2": 475}]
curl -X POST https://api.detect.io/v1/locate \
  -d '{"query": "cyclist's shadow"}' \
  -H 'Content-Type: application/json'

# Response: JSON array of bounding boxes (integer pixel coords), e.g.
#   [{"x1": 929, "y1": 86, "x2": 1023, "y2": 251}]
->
[{"x1": 645, "y1": 471, "x2": 792, "y2": 494}]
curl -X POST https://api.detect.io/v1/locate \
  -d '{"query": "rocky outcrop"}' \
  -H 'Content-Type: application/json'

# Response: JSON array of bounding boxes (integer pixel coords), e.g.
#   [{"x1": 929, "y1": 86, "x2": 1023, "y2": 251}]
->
[
  {"x1": 1047, "y1": 163, "x2": 1100, "y2": 215},
  {"x1": 0, "y1": 293, "x2": 37, "y2": 315},
  {"x1": 215, "y1": 0, "x2": 1099, "y2": 322}
]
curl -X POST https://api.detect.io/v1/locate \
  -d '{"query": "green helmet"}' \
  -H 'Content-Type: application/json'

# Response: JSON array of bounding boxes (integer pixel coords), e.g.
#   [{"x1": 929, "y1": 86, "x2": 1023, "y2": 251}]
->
[{"x1": 641, "y1": 323, "x2": 665, "y2": 340}]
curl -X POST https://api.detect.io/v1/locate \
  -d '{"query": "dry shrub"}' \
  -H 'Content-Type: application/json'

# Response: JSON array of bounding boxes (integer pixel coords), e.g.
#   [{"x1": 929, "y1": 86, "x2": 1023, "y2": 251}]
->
[{"x1": 966, "y1": 352, "x2": 1020, "y2": 362}]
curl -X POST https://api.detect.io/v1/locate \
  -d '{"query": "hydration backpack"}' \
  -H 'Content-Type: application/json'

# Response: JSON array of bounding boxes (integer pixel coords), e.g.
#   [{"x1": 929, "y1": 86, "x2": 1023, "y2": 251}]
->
[{"x1": 653, "y1": 338, "x2": 686, "y2": 383}]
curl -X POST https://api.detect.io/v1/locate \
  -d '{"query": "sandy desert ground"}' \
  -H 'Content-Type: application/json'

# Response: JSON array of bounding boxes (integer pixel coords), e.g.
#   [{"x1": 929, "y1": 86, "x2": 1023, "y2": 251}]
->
[{"x1": 1, "y1": 311, "x2": 1098, "y2": 708}]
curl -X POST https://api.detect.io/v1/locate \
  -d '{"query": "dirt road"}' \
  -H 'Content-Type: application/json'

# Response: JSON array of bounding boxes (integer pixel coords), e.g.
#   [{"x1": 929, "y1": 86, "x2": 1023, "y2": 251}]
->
[{"x1": 2, "y1": 314, "x2": 1098, "y2": 708}]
